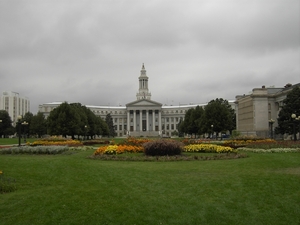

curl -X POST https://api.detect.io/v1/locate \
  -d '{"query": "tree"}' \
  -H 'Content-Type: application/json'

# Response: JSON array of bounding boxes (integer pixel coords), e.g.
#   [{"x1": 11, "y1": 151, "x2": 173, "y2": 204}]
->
[
  {"x1": 276, "y1": 86, "x2": 300, "y2": 135},
  {"x1": 181, "y1": 108, "x2": 194, "y2": 136},
  {"x1": 105, "y1": 113, "x2": 116, "y2": 137},
  {"x1": 97, "y1": 116, "x2": 109, "y2": 137},
  {"x1": 47, "y1": 102, "x2": 81, "y2": 138},
  {"x1": 203, "y1": 98, "x2": 235, "y2": 139},
  {"x1": 22, "y1": 112, "x2": 33, "y2": 137},
  {"x1": 0, "y1": 110, "x2": 14, "y2": 138},
  {"x1": 30, "y1": 112, "x2": 47, "y2": 138},
  {"x1": 70, "y1": 103, "x2": 88, "y2": 139},
  {"x1": 178, "y1": 106, "x2": 205, "y2": 137},
  {"x1": 178, "y1": 118, "x2": 184, "y2": 137}
]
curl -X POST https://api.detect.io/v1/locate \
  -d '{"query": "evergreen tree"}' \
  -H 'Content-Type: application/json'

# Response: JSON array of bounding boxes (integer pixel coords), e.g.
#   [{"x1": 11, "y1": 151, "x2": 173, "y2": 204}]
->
[
  {"x1": 177, "y1": 118, "x2": 184, "y2": 137},
  {"x1": 22, "y1": 112, "x2": 33, "y2": 137},
  {"x1": 0, "y1": 110, "x2": 14, "y2": 138},
  {"x1": 203, "y1": 98, "x2": 235, "y2": 138},
  {"x1": 105, "y1": 113, "x2": 116, "y2": 137},
  {"x1": 275, "y1": 86, "x2": 300, "y2": 135},
  {"x1": 30, "y1": 112, "x2": 47, "y2": 138},
  {"x1": 47, "y1": 102, "x2": 81, "y2": 138}
]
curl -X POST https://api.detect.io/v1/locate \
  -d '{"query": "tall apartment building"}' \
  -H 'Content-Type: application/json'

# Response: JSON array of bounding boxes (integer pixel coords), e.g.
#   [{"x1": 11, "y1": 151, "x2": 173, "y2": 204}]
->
[
  {"x1": 235, "y1": 83, "x2": 300, "y2": 138},
  {"x1": 0, "y1": 91, "x2": 30, "y2": 125}
]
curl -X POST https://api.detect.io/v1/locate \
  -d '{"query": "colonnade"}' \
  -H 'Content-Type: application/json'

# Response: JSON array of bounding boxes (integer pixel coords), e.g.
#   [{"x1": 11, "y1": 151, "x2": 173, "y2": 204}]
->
[{"x1": 127, "y1": 110, "x2": 161, "y2": 132}]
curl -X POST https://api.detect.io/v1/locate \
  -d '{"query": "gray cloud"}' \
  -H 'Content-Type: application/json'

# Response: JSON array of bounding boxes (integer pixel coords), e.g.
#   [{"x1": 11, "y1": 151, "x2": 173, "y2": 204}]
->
[{"x1": 0, "y1": 0, "x2": 299, "y2": 113}]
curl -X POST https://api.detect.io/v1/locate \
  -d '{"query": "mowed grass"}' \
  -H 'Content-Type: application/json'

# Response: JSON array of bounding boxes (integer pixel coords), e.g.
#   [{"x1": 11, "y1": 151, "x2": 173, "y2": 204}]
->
[{"x1": 0, "y1": 149, "x2": 300, "y2": 225}]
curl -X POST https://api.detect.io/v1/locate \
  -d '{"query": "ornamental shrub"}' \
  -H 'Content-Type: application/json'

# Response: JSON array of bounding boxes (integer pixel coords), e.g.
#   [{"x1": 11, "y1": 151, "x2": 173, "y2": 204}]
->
[{"x1": 143, "y1": 139, "x2": 183, "y2": 156}]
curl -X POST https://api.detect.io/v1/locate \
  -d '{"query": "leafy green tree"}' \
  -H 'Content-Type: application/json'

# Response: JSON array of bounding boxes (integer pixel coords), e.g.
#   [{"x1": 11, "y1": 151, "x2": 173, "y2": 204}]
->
[
  {"x1": 194, "y1": 106, "x2": 205, "y2": 136},
  {"x1": 105, "y1": 113, "x2": 116, "y2": 137},
  {"x1": 22, "y1": 112, "x2": 33, "y2": 137},
  {"x1": 178, "y1": 118, "x2": 184, "y2": 137},
  {"x1": 181, "y1": 108, "x2": 194, "y2": 136},
  {"x1": 70, "y1": 103, "x2": 88, "y2": 139},
  {"x1": 276, "y1": 86, "x2": 300, "y2": 135},
  {"x1": 0, "y1": 110, "x2": 14, "y2": 138},
  {"x1": 47, "y1": 102, "x2": 81, "y2": 138},
  {"x1": 203, "y1": 98, "x2": 235, "y2": 139},
  {"x1": 179, "y1": 106, "x2": 205, "y2": 137},
  {"x1": 97, "y1": 116, "x2": 109, "y2": 137},
  {"x1": 30, "y1": 112, "x2": 47, "y2": 138}
]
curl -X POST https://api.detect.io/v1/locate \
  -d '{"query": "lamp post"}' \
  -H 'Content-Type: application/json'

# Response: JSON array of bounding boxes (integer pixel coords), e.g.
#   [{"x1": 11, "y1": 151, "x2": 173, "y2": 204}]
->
[
  {"x1": 269, "y1": 119, "x2": 274, "y2": 139},
  {"x1": 17, "y1": 115, "x2": 22, "y2": 147},
  {"x1": 292, "y1": 114, "x2": 300, "y2": 141},
  {"x1": 22, "y1": 121, "x2": 29, "y2": 142},
  {"x1": 291, "y1": 114, "x2": 297, "y2": 141},
  {"x1": 211, "y1": 124, "x2": 214, "y2": 139},
  {"x1": 84, "y1": 125, "x2": 87, "y2": 140}
]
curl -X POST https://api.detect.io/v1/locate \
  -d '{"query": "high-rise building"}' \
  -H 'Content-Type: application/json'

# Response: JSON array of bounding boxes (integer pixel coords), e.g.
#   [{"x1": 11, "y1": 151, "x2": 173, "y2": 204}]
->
[{"x1": 0, "y1": 91, "x2": 30, "y2": 125}]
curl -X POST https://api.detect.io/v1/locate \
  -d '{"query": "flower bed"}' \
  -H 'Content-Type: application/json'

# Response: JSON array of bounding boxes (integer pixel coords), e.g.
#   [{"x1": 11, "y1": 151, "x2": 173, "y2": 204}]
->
[
  {"x1": 0, "y1": 146, "x2": 69, "y2": 154},
  {"x1": 29, "y1": 139, "x2": 83, "y2": 147},
  {"x1": 223, "y1": 139, "x2": 276, "y2": 148},
  {"x1": 120, "y1": 137, "x2": 151, "y2": 146},
  {"x1": 184, "y1": 144, "x2": 235, "y2": 153},
  {"x1": 94, "y1": 144, "x2": 144, "y2": 155},
  {"x1": 238, "y1": 147, "x2": 300, "y2": 153}
]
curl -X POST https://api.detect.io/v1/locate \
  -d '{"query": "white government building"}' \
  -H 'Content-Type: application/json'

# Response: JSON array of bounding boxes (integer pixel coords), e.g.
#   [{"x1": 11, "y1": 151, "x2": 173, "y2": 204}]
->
[
  {"x1": 2, "y1": 65, "x2": 297, "y2": 138},
  {"x1": 39, "y1": 64, "x2": 223, "y2": 137},
  {"x1": 235, "y1": 83, "x2": 300, "y2": 138}
]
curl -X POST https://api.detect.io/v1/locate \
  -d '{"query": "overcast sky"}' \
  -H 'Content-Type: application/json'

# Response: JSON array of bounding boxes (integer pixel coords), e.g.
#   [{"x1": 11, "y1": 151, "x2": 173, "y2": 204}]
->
[{"x1": 1, "y1": 0, "x2": 299, "y2": 113}]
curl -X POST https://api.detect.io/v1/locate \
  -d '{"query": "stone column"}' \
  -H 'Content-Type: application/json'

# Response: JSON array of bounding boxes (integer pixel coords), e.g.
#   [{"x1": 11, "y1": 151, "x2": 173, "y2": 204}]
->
[
  {"x1": 158, "y1": 110, "x2": 162, "y2": 132},
  {"x1": 127, "y1": 111, "x2": 130, "y2": 132},
  {"x1": 152, "y1": 110, "x2": 155, "y2": 131},
  {"x1": 146, "y1": 110, "x2": 149, "y2": 131},
  {"x1": 133, "y1": 110, "x2": 136, "y2": 131},
  {"x1": 140, "y1": 110, "x2": 142, "y2": 131}
]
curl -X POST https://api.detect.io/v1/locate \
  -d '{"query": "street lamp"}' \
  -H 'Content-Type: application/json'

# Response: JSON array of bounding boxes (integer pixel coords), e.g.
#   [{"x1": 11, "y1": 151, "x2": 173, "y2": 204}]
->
[
  {"x1": 269, "y1": 119, "x2": 275, "y2": 139},
  {"x1": 22, "y1": 121, "x2": 29, "y2": 142},
  {"x1": 17, "y1": 115, "x2": 22, "y2": 147},
  {"x1": 291, "y1": 114, "x2": 298, "y2": 141},
  {"x1": 211, "y1": 124, "x2": 214, "y2": 139},
  {"x1": 84, "y1": 125, "x2": 87, "y2": 140}
]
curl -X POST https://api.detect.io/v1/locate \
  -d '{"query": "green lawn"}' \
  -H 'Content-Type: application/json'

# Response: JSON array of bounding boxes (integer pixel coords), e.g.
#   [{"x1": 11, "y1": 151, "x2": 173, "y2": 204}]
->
[
  {"x1": 0, "y1": 138, "x2": 37, "y2": 145},
  {"x1": 0, "y1": 149, "x2": 299, "y2": 225}
]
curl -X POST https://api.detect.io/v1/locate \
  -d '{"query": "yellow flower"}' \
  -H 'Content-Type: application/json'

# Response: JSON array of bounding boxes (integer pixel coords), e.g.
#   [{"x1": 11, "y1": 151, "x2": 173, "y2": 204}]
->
[{"x1": 0, "y1": 170, "x2": 3, "y2": 175}]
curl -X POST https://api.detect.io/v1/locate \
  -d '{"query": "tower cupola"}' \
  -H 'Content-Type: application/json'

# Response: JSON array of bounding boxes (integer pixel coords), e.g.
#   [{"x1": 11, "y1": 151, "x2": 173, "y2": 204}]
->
[{"x1": 136, "y1": 64, "x2": 151, "y2": 100}]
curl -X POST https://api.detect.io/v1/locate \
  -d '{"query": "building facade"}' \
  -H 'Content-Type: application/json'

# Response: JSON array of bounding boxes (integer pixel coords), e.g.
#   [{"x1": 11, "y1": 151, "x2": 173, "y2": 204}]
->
[
  {"x1": 235, "y1": 83, "x2": 300, "y2": 138},
  {"x1": 0, "y1": 91, "x2": 30, "y2": 125},
  {"x1": 39, "y1": 64, "x2": 220, "y2": 137}
]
